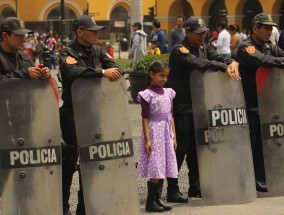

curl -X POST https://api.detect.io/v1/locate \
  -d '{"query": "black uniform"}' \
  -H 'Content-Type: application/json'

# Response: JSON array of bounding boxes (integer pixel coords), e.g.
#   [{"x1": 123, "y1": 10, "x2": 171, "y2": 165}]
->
[
  {"x1": 237, "y1": 37, "x2": 284, "y2": 182},
  {"x1": 59, "y1": 40, "x2": 124, "y2": 215},
  {"x1": 166, "y1": 38, "x2": 233, "y2": 197},
  {"x1": 0, "y1": 46, "x2": 33, "y2": 78}
]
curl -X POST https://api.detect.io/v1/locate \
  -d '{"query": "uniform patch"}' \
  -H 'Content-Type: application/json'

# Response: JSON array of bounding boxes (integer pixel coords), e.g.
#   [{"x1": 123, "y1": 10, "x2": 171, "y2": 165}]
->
[
  {"x1": 179, "y1": 47, "x2": 190, "y2": 54},
  {"x1": 66, "y1": 56, "x2": 77, "y2": 64},
  {"x1": 106, "y1": 53, "x2": 113, "y2": 59},
  {"x1": 245, "y1": 46, "x2": 256, "y2": 54}
]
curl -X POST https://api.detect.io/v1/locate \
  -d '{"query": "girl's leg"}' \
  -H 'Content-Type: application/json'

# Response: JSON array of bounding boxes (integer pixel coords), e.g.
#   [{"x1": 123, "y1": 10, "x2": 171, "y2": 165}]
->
[
  {"x1": 156, "y1": 179, "x2": 173, "y2": 210},
  {"x1": 146, "y1": 178, "x2": 164, "y2": 212}
]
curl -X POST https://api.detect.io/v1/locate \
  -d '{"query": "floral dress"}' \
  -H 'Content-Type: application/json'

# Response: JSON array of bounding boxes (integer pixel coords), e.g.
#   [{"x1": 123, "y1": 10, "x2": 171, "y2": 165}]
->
[{"x1": 136, "y1": 87, "x2": 178, "y2": 179}]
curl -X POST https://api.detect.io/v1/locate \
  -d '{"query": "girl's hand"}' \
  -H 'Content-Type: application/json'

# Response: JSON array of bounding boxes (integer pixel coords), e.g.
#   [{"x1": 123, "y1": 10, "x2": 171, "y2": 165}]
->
[
  {"x1": 144, "y1": 141, "x2": 152, "y2": 154},
  {"x1": 173, "y1": 139, "x2": 177, "y2": 151}
]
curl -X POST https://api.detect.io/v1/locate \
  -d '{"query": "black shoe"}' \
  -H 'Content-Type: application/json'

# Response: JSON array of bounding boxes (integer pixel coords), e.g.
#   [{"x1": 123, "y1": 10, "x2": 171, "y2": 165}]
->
[
  {"x1": 188, "y1": 186, "x2": 202, "y2": 198},
  {"x1": 167, "y1": 191, "x2": 188, "y2": 203},
  {"x1": 256, "y1": 181, "x2": 268, "y2": 192}
]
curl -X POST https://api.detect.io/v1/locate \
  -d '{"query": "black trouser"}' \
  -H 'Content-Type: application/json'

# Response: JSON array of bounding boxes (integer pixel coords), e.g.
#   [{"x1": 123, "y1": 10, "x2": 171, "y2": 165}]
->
[
  {"x1": 60, "y1": 106, "x2": 86, "y2": 215},
  {"x1": 247, "y1": 111, "x2": 266, "y2": 182},
  {"x1": 168, "y1": 113, "x2": 199, "y2": 190}
]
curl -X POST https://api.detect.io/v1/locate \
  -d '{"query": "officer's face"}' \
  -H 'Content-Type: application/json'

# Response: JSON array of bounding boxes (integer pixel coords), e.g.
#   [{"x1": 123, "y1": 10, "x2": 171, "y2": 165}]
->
[
  {"x1": 253, "y1": 25, "x2": 273, "y2": 43},
  {"x1": 77, "y1": 29, "x2": 99, "y2": 47},
  {"x1": 187, "y1": 31, "x2": 207, "y2": 47},
  {"x1": 1, "y1": 32, "x2": 25, "y2": 52}
]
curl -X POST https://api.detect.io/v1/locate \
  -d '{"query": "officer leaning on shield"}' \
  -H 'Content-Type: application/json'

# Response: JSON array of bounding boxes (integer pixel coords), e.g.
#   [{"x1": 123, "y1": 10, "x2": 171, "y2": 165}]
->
[{"x1": 0, "y1": 17, "x2": 50, "y2": 79}]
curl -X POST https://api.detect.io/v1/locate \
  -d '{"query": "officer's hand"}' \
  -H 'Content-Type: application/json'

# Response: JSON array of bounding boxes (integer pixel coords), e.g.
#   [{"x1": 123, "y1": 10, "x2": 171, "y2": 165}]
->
[
  {"x1": 144, "y1": 141, "x2": 152, "y2": 154},
  {"x1": 40, "y1": 67, "x2": 51, "y2": 79},
  {"x1": 103, "y1": 68, "x2": 122, "y2": 81},
  {"x1": 29, "y1": 67, "x2": 41, "y2": 80},
  {"x1": 226, "y1": 61, "x2": 241, "y2": 80}
]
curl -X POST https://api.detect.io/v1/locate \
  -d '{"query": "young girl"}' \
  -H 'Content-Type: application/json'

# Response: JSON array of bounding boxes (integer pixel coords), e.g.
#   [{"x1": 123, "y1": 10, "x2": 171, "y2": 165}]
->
[{"x1": 136, "y1": 60, "x2": 178, "y2": 212}]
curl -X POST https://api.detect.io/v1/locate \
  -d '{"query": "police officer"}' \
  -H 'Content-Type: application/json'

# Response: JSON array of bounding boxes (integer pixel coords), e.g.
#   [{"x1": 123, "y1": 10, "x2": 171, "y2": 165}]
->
[
  {"x1": 59, "y1": 15, "x2": 123, "y2": 215},
  {"x1": 166, "y1": 17, "x2": 240, "y2": 203},
  {"x1": 237, "y1": 13, "x2": 284, "y2": 192},
  {"x1": 0, "y1": 17, "x2": 50, "y2": 79}
]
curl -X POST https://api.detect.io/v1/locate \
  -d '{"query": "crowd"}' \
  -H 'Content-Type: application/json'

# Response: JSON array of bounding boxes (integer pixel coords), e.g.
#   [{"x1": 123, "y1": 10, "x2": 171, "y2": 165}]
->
[{"x1": 0, "y1": 12, "x2": 284, "y2": 215}]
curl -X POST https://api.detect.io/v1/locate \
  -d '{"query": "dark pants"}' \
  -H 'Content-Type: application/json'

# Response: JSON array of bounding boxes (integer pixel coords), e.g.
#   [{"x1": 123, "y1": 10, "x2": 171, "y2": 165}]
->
[
  {"x1": 247, "y1": 111, "x2": 266, "y2": 182},
  {"x1": 60, "y1": 106, "x2": 86, "y2": 215},
  {"x1": 168, "y1": 113, "x2": 199, "y2": 191}
]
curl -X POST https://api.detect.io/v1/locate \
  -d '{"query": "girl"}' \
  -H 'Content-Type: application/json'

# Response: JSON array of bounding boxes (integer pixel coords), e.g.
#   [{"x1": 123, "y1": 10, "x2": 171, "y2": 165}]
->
[{"x1": 136, "y1": 60, "x2": 178, "y2": 212}]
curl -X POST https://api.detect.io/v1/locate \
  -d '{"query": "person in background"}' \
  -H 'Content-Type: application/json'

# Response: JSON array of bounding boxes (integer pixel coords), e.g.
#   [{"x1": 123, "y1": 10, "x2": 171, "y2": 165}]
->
[
  {"x1": 104, "y1": 41, "x2": 114, "y2": 59},
  {"x1": 228, "y1": 25, "x2": 242, "y2": 60},
  {"x1": 129, "y1": 22, "x2": 147, "y2": 59},
  {"x1": 168, "y1": 15, "x2": 186, "y2": 53},
  {"x1": 216, "y1": 22, "x2": 231, "y2": 57},
  {"x1": 152, "y1": 19, "x2": 168, "y2": 54},
  {"x1": 270, "y1": 26, "x2": 280, "y2": 45},
  {"x1": 147, "y1": 39, "x2": 161, "y2": 55}
]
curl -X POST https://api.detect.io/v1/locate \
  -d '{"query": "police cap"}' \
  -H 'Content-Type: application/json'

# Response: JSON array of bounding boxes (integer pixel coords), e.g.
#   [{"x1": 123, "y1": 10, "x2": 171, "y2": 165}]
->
[
  {"x1": 0, "y1": 17, "x2": 32, "y2": 35},
  {"x1": 185, "y1": 17, "x2": 209, "y2": 33},
  {"x1": 252, "y1": 13, "x2": 278, "y2": 27},
  {"x1": 72, "y1": 15, "x2": 105, "y2": 31}
]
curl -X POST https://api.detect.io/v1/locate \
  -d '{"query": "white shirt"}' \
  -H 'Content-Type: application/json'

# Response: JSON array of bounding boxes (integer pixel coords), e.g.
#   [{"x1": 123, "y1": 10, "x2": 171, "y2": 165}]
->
[{"x1": 217, "y1": 29, "x2": 231, "y2": 55}]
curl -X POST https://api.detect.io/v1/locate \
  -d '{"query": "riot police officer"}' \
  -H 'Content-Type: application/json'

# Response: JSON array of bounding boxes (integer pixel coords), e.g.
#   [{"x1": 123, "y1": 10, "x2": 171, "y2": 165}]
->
[
  {"x1": 0, "y1": 17, "x2": 50, "y2": 79},
  {"x1": 237, "y1": 13, "x2": 284, "y2": 192},
  {"x1": 59, "y1": 15, "x2": 123, "y2": 215},
  {"x1": 166, "y1": 17, "x2": 240, "y2": 203}
]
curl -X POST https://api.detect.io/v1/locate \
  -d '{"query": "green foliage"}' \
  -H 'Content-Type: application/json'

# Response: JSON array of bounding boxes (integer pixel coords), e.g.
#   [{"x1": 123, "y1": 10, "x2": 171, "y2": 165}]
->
[
  {"x1": 115, "y1": 58, "x2": 129, "y2": 69},
  {"x1": 133, "y1": 54, "x2": 170, "y2": 71}
]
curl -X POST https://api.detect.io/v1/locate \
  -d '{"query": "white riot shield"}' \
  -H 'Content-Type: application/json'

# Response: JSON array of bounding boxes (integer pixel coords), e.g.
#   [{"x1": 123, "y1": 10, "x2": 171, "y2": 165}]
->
[
  {"x1": 257, "y1": 67, "x2": 284, "y2": 196},
  {"x1": 191, "y1": 70, "x2": 256, "y2": 205},
  {"x1": 71, "y1": 77, "x2": 140, "y2": 215},
  {"x1": 0, "y1": 78, "x2": 62, "y2": 215}
]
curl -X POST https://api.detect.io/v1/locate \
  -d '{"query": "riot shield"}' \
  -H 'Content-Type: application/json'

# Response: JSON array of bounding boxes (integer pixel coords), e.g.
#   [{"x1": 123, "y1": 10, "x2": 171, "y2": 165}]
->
[
  {"x1": 256, "y1": 67, "x2": 284, "y2": 196},
  {"x1": 0, "y1": 78, "x2": 62, "y2": 215},
  {"x1": 191, "y1": 70, "x2": 256, "y2": 205},
  {"x1": 71, "y1": 77, "x2": 140, "y2": 215}
]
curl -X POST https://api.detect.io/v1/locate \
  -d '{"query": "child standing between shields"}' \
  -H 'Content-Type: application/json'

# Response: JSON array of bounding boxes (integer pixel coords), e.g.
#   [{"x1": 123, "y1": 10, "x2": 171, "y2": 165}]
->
[{"x1": 136, "y1": 60, "x2": 178, "y2": 212}]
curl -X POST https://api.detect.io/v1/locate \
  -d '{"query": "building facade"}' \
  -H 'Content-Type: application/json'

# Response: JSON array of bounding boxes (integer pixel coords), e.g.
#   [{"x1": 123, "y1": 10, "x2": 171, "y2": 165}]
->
[{"x1": 0, "y1": 0, "x2": 283, "y2": 41}]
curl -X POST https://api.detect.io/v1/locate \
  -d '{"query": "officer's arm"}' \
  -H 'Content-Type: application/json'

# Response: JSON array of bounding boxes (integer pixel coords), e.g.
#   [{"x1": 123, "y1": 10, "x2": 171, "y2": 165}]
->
[
  {"x1": 171, "y1": 46, "x2": 228, "y2": 72},
  {"x1": 59, "y1": 50, "x2": 103, "y2": 82},
  {"x1": 237, "y1": 43, "x2": 284, "y2": 68}
]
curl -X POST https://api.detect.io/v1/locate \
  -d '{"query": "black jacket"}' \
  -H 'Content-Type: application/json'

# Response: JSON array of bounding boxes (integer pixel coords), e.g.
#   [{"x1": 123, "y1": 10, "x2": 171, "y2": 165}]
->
[
  {"x1": 167, "y1": 38, "x2": 233, "y2": 114},
  {"x1": 0, "y1": 46, "x2": 32, "y2": 78},
  {"x1": 59, "y1": 40, "x2": 124, "y2": 103},
  {"x1": 237, "y1": 37, "x2": 284, "y2": 108}
]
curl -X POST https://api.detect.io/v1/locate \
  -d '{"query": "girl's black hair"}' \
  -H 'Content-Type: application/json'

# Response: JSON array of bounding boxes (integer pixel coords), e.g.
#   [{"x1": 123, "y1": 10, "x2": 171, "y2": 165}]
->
[{"x1": 146, "y1": 60, "x2": 168, "y2": 86}]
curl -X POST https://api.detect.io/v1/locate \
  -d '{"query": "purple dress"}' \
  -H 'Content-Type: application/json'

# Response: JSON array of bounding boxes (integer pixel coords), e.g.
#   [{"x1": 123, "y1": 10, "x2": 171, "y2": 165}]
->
[{"x1": 136, "y1": 87, "x2": 178, "y2": 179}]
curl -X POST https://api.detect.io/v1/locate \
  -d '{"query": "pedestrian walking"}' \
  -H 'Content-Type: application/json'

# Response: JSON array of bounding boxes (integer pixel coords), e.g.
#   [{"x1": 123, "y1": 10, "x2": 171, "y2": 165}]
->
[{"x1": 136, "y1": 60, "x2": 177, "y2": 212}]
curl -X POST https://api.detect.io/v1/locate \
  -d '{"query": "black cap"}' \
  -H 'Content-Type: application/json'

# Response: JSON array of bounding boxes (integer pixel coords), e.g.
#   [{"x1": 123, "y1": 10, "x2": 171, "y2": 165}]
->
[
  {"x1": 252, "y1": 13, "x2": 278, "y2": 27},
  {"x1": 0, "y1": 17, "x2": 32, "y2": 35},
  {"x1": 132, "y1": 22, "x2": 142, "y2": 28},
  {"x1": 72, "y1": 15, "x2": 105, "y2": 31},
  {"x1": 185, "y1": 17, "x2": 209, "y2": 33}
]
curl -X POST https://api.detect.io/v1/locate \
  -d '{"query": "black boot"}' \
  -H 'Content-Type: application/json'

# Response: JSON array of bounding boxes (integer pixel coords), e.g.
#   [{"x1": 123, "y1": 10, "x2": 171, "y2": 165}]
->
[
  {"x1": 166, "y1": 178, "x2": 188, "y2": 203},
  {"x1": 156, "y1": 180, "x2": 173, "y2": 210},
  {"x1": 188, "y1": 179, "x2": 202, "y2": 198},
  {"x1": 256, "y1": 181, "x2": 268, "y2": 192},
  {"x1": 146, "y1": 181, "x2": 164, "y2": 212}
]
